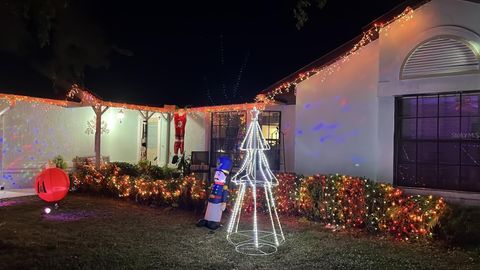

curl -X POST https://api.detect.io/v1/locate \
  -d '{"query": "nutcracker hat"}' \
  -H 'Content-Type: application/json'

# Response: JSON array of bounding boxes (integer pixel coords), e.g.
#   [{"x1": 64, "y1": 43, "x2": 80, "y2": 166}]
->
[{"x1": 216, "y1": 156, "x2": 233, "y2": 175}]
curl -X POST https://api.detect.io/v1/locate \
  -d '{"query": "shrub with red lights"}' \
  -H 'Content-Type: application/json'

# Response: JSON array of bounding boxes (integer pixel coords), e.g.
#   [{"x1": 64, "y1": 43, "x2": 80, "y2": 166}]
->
[{"x1": 73, "y1": 165, "x2": 446, "y2": 241}]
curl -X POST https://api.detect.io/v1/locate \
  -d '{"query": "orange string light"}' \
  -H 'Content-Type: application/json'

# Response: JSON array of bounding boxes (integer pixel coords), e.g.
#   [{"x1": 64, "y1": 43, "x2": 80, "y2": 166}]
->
[{"x1": 257, "y1": 6, "x2": 415, "y2": 104}]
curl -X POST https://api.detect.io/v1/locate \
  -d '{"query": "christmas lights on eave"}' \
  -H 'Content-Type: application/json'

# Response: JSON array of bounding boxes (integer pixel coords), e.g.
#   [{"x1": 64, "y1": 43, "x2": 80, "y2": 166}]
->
[
  {"x1": 0, "y1": 87, "x2": 264, "y2": 115},
  {"x1": 67, "y1": 84, "x2": 265, "y2": 114},
  {"x1": 0, "y1": 93, "x2": 80, "y2": 108},
  {"x1": 256, "y1": 6, "x2": 415, "y2": 104}
]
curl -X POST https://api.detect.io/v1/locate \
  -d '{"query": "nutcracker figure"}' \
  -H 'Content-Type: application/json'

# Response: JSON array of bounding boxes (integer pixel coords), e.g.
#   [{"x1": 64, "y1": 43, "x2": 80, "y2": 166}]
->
[{"x1": 196, "y1": 156, "x2": 233, "y2": 230}]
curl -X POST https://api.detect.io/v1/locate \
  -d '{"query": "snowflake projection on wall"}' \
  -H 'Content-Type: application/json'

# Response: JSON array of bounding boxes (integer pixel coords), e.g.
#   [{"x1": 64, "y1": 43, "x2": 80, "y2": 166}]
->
[{"x1": 85, "y1": 116, "x2": 109, "y2": 135}]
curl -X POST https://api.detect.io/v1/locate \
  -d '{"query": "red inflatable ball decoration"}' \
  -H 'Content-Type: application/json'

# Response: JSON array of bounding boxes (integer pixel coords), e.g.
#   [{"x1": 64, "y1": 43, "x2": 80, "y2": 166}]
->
[{"x1": 35, "y1": 168, "x2": 70, "y2": 203}]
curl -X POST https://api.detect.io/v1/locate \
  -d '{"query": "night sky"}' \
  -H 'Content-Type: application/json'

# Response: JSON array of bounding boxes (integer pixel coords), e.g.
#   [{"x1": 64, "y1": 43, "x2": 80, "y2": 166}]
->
[{"x1": 0, "y1": 0, "x2": 406, "y2": 107}]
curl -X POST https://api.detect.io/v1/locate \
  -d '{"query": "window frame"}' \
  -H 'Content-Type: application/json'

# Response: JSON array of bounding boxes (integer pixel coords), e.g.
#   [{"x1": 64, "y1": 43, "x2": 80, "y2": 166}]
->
[
  {"x1": 394, "y1": 91, "x2": 480, "y2": 192},
  {"x1": 259, "y1": 110, "x2": 282, "y2": 171},
  {"x1": 209, "y1": 111, "x2": 247, "y2": 169}
]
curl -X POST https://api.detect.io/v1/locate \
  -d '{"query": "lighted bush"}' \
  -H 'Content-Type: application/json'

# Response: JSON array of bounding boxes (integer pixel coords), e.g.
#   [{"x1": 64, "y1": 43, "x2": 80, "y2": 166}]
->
[
  {"x1": 73, "y1": 163, "x2": 206, "y2": 210},
  {"x1": 238, "y1": 173, "x2": 446, "y2": 240},
  {"x1": 72, "y1": 166, "x2": 448, "y2": 241},
  {"x1": 110, "y1": 162, "x2": 140, "y2": 177},
  {"x1": 52, "y1": 155, "x2": 68, "y2": 170}
]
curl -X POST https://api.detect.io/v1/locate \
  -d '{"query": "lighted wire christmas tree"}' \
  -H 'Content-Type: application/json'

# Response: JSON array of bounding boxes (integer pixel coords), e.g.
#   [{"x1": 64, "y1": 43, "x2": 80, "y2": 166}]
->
[{"x1": 226, "y1": 107, "x2": 285, "y2": 255}]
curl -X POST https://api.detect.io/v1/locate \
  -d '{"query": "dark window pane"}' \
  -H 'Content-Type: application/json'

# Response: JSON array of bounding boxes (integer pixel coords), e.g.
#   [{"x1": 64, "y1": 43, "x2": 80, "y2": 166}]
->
[
  {"x1": 418, "y1": 118, "x2": 437, "y2": 139},
  {"x1": 396, "y1": 93, "x2": 480, "y2": 192},
  {"x1": 212, "y1": 114, "x2": 220, "y2": 125},
  {"x1": 460, "y1": 166, "x2": 480, "y2": 192},
  {"x1": 272, "y1": 113, "x2": 280, "y2": 124},
  {"x1": 439, "y1": 118, "x2": 459, "y2": 139},
  {"x1": 439, "y1": 95, "x2": 460, "y2": 116},
  {"x1": 418, "y1": 142, "x2": 437, "y2": 164},
  {"x1": 438, "y1": 166, "x2": 460, "y2": 190},
  {"x1": 460, "y1": 117, "x2": 480, "y2": 139},
  {"x1": 461, "y1": 94, "x2": 480, "y2": 116},
  {"x1": 212, "y1": 126, "x2": 219, "y2": 138},
  {"x1": 418, "y1": 96, "x2": 438, "y2": 117},
  {"x1": 417, "y1": 165, "x2": 437, "y2": 188},
  {"x1": 210, "y1": 111, "x2": 246, "y2": 167},
  {"x1": 400, "y1": 97, "x2": 417, "y2": 117},
  {"x1": 398, "y1": 141, "x2": 416, "y2": 163},
  {"x1": 460, "y1": 143, "x2": 480, "y2": 166},
  {"x1": 401, "y1": 119, "x2": 416, "y2": 139},
  {"x1": 439, "y1": 142, "x2": 459, "y2": 165},
  {"x1": 397, "y1": 164, "x2": 416, "y2": 186}
]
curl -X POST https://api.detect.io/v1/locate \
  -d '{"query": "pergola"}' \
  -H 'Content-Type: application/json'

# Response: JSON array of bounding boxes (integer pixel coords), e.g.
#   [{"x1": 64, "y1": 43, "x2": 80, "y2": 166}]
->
[{"x1": 0, "y1": 84, "x2": 262, "y2": 169}]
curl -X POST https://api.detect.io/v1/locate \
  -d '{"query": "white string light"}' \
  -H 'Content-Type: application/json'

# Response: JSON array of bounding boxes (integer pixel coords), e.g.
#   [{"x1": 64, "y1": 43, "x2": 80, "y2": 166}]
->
[{"x1": 226, "y1": 107, "x2": 285, "y2": 255}]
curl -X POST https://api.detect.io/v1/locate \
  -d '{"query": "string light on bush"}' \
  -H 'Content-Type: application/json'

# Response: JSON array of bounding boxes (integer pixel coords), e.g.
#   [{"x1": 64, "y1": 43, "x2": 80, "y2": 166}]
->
[{"x1": 73, "y1": 162, "x2": 446, "y2": 242}]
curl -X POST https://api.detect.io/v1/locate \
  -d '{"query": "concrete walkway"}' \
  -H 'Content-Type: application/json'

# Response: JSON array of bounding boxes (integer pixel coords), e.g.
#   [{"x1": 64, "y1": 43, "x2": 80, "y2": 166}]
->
[{"x1": 0, "y1": 188, "x2": 36, "y2": 199}]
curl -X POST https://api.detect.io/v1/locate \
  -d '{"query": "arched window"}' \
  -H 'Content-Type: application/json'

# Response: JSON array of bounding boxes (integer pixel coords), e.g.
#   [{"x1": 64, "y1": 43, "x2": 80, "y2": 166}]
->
[{"x1": 401, "y1": 36, "x2": 480, "y2": 79}]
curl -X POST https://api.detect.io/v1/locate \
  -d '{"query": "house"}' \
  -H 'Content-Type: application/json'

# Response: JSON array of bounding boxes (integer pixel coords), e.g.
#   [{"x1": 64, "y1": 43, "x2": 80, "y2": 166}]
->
[
  {"x1": 261, "y1": 0, "x2": 480, "y2": 203},
  {"x1": 1, "y1": 0, "x2": 479, "y2": 204},
  {"x1": 0, "y1": 91, "x2": 295, "y2": 189}
]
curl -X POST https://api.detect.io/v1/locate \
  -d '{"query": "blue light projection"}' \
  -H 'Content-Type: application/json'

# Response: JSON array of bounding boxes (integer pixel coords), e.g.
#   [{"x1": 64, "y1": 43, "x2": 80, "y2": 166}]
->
[
  {"x1": 313, "y1": 123, "x2": 324, "y2": 131},
  {"x1": 295, "y1": 93, "x2": 370, "y2": 166}
]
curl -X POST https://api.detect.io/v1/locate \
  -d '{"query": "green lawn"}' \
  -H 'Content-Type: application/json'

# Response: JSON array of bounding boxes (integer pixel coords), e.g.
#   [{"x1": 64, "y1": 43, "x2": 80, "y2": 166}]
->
[{"x1": 0, "y1": 194, "x2": 478, "y2": 270}]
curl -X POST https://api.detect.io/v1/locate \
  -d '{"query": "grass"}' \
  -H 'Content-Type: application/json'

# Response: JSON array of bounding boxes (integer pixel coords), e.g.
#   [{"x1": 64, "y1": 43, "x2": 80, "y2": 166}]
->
[{"x1": 0, "y1": 194, "x2": 479, "y2": 270}]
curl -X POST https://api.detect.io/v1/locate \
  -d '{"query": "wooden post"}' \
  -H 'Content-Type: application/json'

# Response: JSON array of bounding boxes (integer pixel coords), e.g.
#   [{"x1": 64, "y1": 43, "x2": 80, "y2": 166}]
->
[
  {"x1": 93, "y1": 105, "x2": 109, "y2": 169},
  {"x1": 139, "y1": 111, "x2": 154, "y2": 161}
]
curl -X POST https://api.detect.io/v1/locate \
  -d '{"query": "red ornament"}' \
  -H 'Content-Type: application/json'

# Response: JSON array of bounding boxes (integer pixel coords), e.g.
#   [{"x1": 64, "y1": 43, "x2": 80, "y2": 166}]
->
[{"x1": 35, "y1": 168, "x2": 70, "y2": 202}]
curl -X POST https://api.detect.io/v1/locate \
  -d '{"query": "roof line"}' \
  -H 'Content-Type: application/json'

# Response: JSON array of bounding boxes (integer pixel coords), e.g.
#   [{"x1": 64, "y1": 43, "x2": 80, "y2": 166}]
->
[
  {"x1": 259, "y1": 0, "x2": 430, "y2": 98},
  {"x1": 0, "y1": 93, "x2": 81, "y2": 108},
  {"x1": 0, "y1": 90, "x2": 261, "y2": 114}
]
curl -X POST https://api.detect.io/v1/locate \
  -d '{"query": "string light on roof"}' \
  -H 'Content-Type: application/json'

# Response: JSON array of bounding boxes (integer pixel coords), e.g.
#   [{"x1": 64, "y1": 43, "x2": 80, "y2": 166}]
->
[{"x1": 257, "y1": 6, "x2": 415, "y2": 104}]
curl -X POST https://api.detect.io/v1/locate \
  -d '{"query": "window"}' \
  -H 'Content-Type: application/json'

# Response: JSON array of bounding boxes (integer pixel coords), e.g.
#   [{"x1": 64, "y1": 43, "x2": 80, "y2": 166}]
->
[
  {"x1": 259, "y1": 111, "x2": 282, "y2": 171},
  {"x1": 210, "y1": 111, "x2": 247, "y2": 169},
  {"x1": 395, "y1": 92, "x2": 480, "y2": 192},
  {"x1": 401, "y1": 36, "x2": 480, "y2": 79}
]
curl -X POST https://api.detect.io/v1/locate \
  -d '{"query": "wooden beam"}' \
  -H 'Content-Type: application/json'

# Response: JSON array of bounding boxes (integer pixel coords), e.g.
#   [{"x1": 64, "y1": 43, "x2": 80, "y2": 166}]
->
[{"x1": 93, "y1": 106, "x2": 109, "y2": 169}]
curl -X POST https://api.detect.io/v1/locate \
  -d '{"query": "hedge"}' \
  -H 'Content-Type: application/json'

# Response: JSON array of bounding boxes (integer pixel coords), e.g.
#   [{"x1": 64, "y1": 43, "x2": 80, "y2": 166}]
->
[{"x1": 72, "y1": 163, "x2": 446, "y2": 241}]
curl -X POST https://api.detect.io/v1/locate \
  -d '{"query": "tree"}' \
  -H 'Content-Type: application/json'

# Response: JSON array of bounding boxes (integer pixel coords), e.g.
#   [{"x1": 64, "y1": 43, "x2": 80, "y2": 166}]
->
[
  {"x1": 0, "y1": 0, "x2": 132, "y2": 93},
  {"x1": 293, "y1": 0, "x2": 328, "y2": 30}
]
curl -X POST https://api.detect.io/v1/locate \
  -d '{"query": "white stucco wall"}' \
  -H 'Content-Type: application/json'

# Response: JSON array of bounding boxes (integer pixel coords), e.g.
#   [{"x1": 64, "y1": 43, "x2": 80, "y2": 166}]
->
[
  {"x1": 377, "y1": 0, "x2": 480, "y2": 182},
  {"x1": 293, "y1": 0, "x2": 480, "y2": 183},
  {"x1": 379, "y1": 0, "x2": 480, "y2": 96},
  {"x1": 183, "y1": 112, "x2": 208, "y2": 156},
  {"x1": 294, "y1": 40, "x2": 380, "y2": 178},
  {"x1": 0, "y1": 102, "x2": 141, "y2": 188},
  {"x1": 101, "y1": 108, "x2": 141, "y2": 163},
  {"x1": 154, "y1": 112, "x2": 208, "y2": 167},
  {"x1": 265, "y1": 104, "x2": 296, "y2": 172}
]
